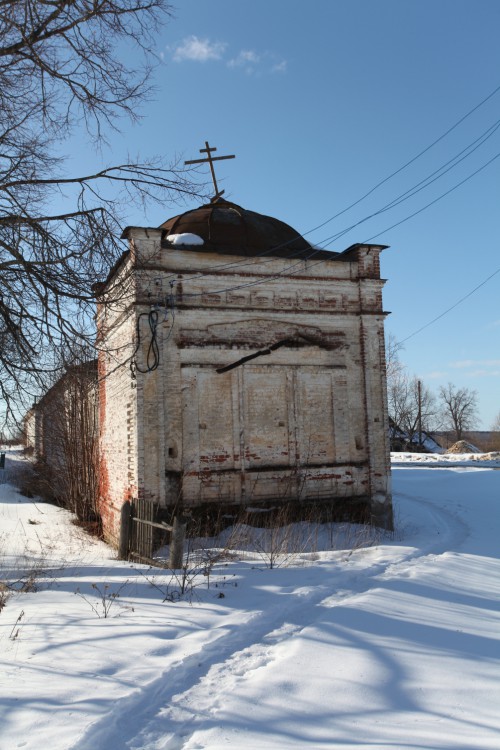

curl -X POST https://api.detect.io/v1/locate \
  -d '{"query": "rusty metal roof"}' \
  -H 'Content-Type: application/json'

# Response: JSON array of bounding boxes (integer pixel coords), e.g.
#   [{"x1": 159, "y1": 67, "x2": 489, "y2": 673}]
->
[{"x1": 159, "y1": 198, "x2": 333, "y2": 259}]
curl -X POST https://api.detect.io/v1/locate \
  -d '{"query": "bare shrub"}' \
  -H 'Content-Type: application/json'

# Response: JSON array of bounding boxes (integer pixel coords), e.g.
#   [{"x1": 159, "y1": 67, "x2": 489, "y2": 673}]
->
[
  {"x1": 75, "y1": 581, "x2": 131, "y2": 619},
  {"x1": 0, "y1": 583, "x2": 9, "y2": 613},
  {"x1": 49, "y1": 361, "x2": 100, "y2": 525},
  {"x1": 245, "y1": 504, "x2": 318, "y2": 569},
  {"x1": 16, "y1": 459, "x2": 55, "y2": 501},
  {"x1": 139, "y1": 516, "x2": 244, "y2": 602},
  {"x1": 9, "y1": 610, "x2": 25, "y2": 641}
]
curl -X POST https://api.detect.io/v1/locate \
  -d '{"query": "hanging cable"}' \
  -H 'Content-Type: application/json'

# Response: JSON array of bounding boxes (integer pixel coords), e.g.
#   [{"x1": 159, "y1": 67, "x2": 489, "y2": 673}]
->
[
  {"x1": 168, "y1": 146, "x2": 500, "y2": 301},
  {"x1": 155, "y1": 108, "x2": 500, "y2": 293},
  {"x1": 361, "y1": 150, "x2": 500, "y2": 244},
  {"x1": 161, "y1": 280, "x2": 177, "y2": 346},
  {"x1": 135, "y1": 78, "x2": 500, "y2": 309},
  {"x1": 399, "y1": 266, "x2": 500, "y2": 344},
  {"x1": 131, "y1": 309, "x2": 160, "y2": 373},
  {"x1": 299, "y1": 80, "x2": 500, "y2": 237},
  {"x1": 131, "y1": 83, "x2": 500, "y2": 349}
]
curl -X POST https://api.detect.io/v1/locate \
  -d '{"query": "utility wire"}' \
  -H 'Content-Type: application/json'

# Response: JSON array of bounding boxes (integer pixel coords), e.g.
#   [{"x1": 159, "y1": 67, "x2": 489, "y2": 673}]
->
[
  {"x1": 137, "y1": 83, "x2": 500, "y2": 337},
  {"x1": 362, "y1": 118, "x2": 500, "y2": 218},
  {"x1": 399, "y1": 266, "x2": 500, "y2": 344},
  {"x1": 154, "y1": 105, "x2": 500, "y2": 292},
  {"x1": 313, "y1": 134, "x2": 500, "y2": 249},
  {"x1": 362, "y1": 149, "x2": 500, "y2": 243},
  {"x1": 297, "y1": 80, "x2": 500, "y2": 237},
  {"x1": 177, "y1": 148, "x2": 500, "y2": 298}
]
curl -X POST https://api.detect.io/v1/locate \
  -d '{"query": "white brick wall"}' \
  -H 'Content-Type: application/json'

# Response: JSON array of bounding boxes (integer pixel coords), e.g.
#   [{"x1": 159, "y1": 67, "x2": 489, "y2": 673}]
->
[{"x1": 97, "y1": 231, "x2": 393, "y2": 544}]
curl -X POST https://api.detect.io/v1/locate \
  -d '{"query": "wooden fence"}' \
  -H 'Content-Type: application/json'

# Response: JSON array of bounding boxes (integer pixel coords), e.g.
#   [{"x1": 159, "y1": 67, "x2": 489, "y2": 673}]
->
[{"x1": 119, "y1": 497, "x2": 185, "y2": 567}]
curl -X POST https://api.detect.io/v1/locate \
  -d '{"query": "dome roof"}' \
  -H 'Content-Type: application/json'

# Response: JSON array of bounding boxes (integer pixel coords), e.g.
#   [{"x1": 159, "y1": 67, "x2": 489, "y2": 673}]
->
[{"x1": 160, "y1": 199, "x2": 325, "y2": 258}]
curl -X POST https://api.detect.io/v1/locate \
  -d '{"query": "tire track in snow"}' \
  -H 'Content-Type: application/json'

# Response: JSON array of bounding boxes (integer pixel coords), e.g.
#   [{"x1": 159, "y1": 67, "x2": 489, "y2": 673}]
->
[
  {"x1": 67, "y1": 582, "x2": 334, "y2": 750},
  {"x1": 390, "y1": 486, "x2": 468, "y2": 563},
  {"x1": 159, "y1": 492, "x2": 473, "y2": 748},
  {"x1": 69, "y1": 488, "x2": 467, "y2": 750},
  {"x1": 150, "y1": 491, "x2": 471, "y2": 750},
  {"x1": 388, "y1": 487, "x2": 470, "y2": 559}
]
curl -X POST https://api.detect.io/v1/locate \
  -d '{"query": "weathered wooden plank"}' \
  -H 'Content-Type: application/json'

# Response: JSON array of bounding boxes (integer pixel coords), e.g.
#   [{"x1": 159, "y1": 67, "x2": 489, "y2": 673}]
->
[{"x1": 133, "y1": 517, "x2": 173, "y2": 532}]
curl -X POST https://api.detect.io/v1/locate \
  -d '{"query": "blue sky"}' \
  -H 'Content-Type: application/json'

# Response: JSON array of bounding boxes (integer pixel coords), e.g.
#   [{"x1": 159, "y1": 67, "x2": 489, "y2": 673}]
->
[{"x1": 70, "y1": 0, "x2": 500, "y2": 427}]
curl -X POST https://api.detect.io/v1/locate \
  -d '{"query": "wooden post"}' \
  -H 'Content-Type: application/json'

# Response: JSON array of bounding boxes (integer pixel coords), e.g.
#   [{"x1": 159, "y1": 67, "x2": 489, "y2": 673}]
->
[
  {"x1": 169, "y1": 514, "x2": 187, "y2": 569},
  {"x1": 119, "y1": 500, "x2": 132, "y2": 560},
  {"x1": 417, "y1": 379, "x2": 422, "y2": 447}
]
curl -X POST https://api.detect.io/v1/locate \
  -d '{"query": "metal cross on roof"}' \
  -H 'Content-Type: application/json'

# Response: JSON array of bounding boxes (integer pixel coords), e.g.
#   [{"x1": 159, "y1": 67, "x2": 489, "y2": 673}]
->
[{"x1": 185, "y1": 141, "x2": 235, "y2": 201}]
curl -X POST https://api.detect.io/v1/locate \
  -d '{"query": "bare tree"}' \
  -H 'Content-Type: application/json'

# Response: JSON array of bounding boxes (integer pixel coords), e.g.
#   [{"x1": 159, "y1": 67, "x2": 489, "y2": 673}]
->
[
  {"x1": 0, "y1": 1, "x2": 203, "y2": 427},
  {"x1": 385, "y1": 332, "x2": 405, "y2": 383},
  {"x1": 388, "y1": 371, "x2": 437, "y2": 449},
  {"x1": 385, "y1": 335, "x2": 439, "y2": 449},
  {"x1": 385, "y1": 333, "x2": 407, "y2": 448},
  {"x1": 486, "y1": 411, "x2": 500, "y2": 450},
  {"x1": 438, "y1": 383, "x2": 479, "y2": 441}
]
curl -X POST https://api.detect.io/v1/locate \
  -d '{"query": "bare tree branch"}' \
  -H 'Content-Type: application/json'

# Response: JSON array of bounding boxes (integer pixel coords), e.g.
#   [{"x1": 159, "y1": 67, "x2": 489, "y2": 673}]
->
[
  {"x1": 0, "y1": 0, "x2": 205, "y2": 429},
  {"x1": 385, "y1": 334, "x2": 438, "y2": 449},
  {"x1": 438, "y1": 383, "x2": 479, "y2": 441}
]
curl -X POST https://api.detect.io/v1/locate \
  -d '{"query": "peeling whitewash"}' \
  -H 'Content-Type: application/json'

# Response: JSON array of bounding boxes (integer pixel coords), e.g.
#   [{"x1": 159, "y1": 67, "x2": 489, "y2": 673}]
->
[{"x1": 96, "y1": 222, "x2": 393, "y2": 547}]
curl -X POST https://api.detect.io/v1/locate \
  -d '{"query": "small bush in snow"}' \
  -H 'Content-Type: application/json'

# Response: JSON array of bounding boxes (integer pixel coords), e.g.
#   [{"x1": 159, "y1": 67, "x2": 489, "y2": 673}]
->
[{"x1": 75, "y1": 581, "x2": 131, "y2": 618}]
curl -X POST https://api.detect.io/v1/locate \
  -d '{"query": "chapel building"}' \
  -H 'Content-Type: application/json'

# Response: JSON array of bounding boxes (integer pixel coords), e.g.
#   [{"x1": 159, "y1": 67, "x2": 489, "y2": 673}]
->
[{"x1": 95, "y1": 197, "x2": 393, "y2": 546}]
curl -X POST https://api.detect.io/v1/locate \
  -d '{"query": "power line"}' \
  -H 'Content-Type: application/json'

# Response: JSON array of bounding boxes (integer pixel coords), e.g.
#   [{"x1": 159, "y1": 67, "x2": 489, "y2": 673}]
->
[
  {"x1": 134, "y1": 82, "x2": 500, "y2": 326},
  {"x1": 175, "y1": 146, "x2": 500, "y2": 299},
  {"x1": 400, "y1": 266, "x2": 500, "y2": 344},
  {"x1": 362, "y1": 118, "x2": 500, "y2": 219},
  {"x1": 306, "y1": 141, "x2": 500, "y2": 250},
  {"x1": 153, "y1": 101, "x2": 500, "y2": 292},
  {"x1": 362, "y1": 149, "x2": 500, "y2": 243},
  {"x1": 296, "y1": 80, "x2": 500, "y2": 238}
]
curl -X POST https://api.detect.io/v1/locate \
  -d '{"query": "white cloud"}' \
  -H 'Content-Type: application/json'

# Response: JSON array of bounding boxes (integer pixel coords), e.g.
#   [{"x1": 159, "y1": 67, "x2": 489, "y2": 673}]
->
[
  {"x1": 170, "y1": 39, "x2": 287, "y2": 74},
  {"x1": 227, "y1": 49, "x2": 287, "y2": 75},
  {"x1": 271, "y1": 60, "x2": 287, "y2": 73},
  {"x1": 228, "y1": 50, "x2": 261, "y2": 68},
  {"x1": 425, "y1": 371, "x2": 448, "y2": 380},
  {"x1": 450, "y1": 359, "x2": 500, "y2": 369},
  {"x1": 172, "y1": 36, "x2": 226, "y2": 63},
  {"x1": 466, "y1": 369, "x2": 500, "y2": 378},
  {"x1": 227, "y1": 49, "x2": 261, "y2": 74}
]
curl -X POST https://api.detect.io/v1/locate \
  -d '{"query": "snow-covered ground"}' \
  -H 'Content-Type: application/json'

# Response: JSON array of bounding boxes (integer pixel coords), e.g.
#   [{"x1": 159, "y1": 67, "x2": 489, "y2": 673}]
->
[{"x1": 1, "y1": 450, "x2": 499, "y2": 750}]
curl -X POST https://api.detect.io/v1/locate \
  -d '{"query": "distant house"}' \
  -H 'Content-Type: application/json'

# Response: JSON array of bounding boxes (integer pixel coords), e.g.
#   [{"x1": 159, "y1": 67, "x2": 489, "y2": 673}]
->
[{"x1": 389, "y1": 418, "x2": 443, "y2": 453}]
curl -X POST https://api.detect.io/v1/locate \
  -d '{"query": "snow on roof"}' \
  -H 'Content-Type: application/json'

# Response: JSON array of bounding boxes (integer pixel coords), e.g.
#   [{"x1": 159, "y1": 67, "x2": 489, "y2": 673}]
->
[{"x1": 166, "y1": 232, "x2": 204, "y2": 246}]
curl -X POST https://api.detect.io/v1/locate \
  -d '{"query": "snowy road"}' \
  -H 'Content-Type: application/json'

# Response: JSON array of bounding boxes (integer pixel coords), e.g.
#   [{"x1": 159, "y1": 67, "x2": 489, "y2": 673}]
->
[{"x1": 1, "y1": 459, "x2": 499, "y2": 750}]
